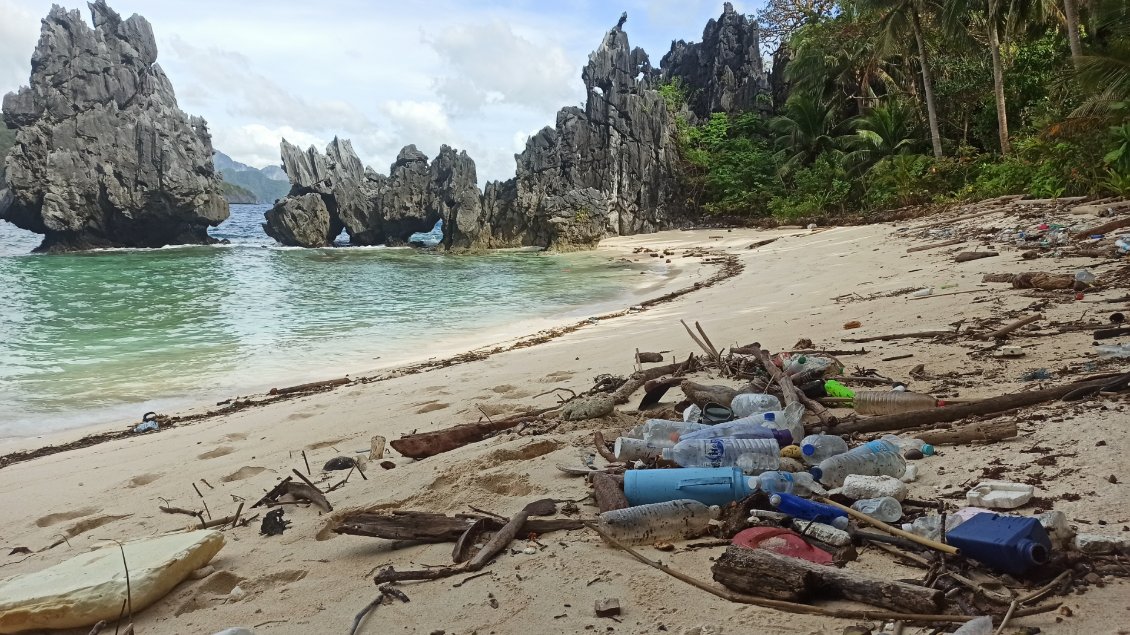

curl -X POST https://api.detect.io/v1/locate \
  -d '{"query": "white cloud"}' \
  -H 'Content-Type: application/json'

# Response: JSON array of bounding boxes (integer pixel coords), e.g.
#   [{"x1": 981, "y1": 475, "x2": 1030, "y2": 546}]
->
[
  {"x1": 427, "y1": 19, "x2": 583, "y2": 114},
  {"x1": 379, "y1": 100, "x2": 454, "y2": 143},
  {"x1": 211, "y1": 123, "x2": 325, "y2": 169},
  {"x1": 0, "y1": 0, "x2": 43, "y2": 94}
]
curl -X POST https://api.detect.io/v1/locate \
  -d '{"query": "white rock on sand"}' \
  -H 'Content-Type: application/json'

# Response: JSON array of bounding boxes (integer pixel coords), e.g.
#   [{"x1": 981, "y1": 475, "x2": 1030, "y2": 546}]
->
[{"x1": 0, "y1": 530, "x2": 224, "y2": 633}]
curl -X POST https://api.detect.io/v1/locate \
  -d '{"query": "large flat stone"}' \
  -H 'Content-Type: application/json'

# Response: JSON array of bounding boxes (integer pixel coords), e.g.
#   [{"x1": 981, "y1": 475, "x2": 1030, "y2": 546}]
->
[{"x1": 0, "y1": 530, "x2": 224, "y2": 633}]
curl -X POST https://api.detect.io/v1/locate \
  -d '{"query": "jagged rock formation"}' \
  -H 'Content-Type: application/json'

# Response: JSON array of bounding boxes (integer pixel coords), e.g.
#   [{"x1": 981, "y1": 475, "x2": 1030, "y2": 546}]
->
[
  {"x1": 658, "y1": 2, "x2": 770, "y2": 120},
  {"x1": 0, "y1": 1, "x2": 228, "y2": 252},
  {"x1": 265, "y1": 5, "x2": 772, "y2": 251},
  {"x1": 442, "y1": 19, "x2": 685, "y2": 250},
  {"x1": 265, "y1": 140, "x2": 476, "y2": 247}
]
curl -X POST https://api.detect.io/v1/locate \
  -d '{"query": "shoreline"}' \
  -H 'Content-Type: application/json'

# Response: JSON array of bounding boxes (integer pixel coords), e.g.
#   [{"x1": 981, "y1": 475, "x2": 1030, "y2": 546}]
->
[{"x1": 0, "y1": 234, "x2": 749, "y2": 466}]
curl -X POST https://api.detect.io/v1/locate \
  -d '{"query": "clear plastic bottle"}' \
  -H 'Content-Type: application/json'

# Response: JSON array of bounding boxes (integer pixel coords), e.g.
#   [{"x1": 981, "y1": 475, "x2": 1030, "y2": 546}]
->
[
  {"x1": 596, "y1": 499, "x2": 720, "y2": 545},
  {"x1": 800, "y1": 434, "x2": 849, "y2": 465},
  {"x1": 782, "y1": 355, "x2": 834, "y2": 377},
  {"x1": 756, "y1": 470, "x2": 824, "y2": 496},
  {"x1": 757, "y1": 402, "x2": 806, "y2": 447},
  {"x1": 854, "y1": 391, "x2": 939, "y2": 415},
  {"x1": 811, "y1": 440, "x2": 906, "y2": 487},
  {"x1": 640, "y1": 420, "x2": 712, "y2": 445},
  {"x1": 730, "y1": 393, "x2": 782, "y2": 418},
  {"x1": 850, "y1": 497, "x2": 903, "y2": 522},
  {"x1": 881, "y1": 434, "x2": 935, "y2": 456},
  {"x1": 663, "y1": 438, "x2": 781, "y2": 469},
  {"x1": 679, "y1": 422, "x2": 793, "y2": 446},
  {"x1": 903, "y1": 513, "x2": 965, "y2": 541},
  {"x1": 736, "y1": 452, "x2": 781, "y2": 474}
]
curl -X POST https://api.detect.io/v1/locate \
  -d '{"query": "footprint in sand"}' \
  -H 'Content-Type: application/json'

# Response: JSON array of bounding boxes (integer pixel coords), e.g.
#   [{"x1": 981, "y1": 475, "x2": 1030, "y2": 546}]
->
[
  {"x1": 415, "y1": 402, "x2": 449, "y2": 414},
  {"x1": 538, "y1": 371, "x2": 575, "y2": 383},
  {"x1": 220, "y1": 466, "x2": 267, "y2": 483},
  {"x1": 197, "y1": 446, "x2": 234, "y2": 460},
  {"x1": 306, "y1": 437, "x2": 347, "y2": 451},
  {"x1": 125, "y1": 473, "x2": 163, "y2": 488},
  {"x1": 221, "y1": 433, "x2": 248, "y2": 442},
  {"x1": 63, "y1": 514, "x2": 131, "y2": 539},
  {"x1": 287, "y1": 411, "x2": 315, "y2": 421},
  {"x1": 34, "y1": 506, "x2": 100, "y2": 528}
]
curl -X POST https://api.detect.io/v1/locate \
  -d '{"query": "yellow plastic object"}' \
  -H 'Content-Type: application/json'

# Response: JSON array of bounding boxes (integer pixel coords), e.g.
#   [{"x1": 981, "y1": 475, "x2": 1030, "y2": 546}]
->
[{"x1": 780, "y1": 444, "x2": 803, "y2": 460}]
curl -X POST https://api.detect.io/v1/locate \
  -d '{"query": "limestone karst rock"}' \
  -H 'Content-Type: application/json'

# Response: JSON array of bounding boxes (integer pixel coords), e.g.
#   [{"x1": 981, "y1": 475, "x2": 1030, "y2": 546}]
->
[{"x1": 0, "y1": 0, "x2": 228, "y2": 252}]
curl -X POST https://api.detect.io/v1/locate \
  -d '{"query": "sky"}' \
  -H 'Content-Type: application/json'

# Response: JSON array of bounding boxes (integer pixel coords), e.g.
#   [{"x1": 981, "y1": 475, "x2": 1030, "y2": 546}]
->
[{"x1": 0, "y1": 0, "x2": 760, "y2": 183}]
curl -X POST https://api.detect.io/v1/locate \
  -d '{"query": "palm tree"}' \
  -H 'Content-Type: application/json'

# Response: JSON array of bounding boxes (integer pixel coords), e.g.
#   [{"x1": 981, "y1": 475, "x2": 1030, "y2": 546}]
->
[
  {"x1": 854, "y1": 0, "x2": 945, "y2": 158},
  {"x1": 770, "y1": 95, "x2": 848, "y2": 171},
  {"x1": 1063, "y1": 0, "x2": 1084, "y2": 66},
  {"x1": 943, "y1": 0, "x2": 1046, "y2": 154},
  {"x1": 1071, "y1": 0, "x2": 1130, "y2": 117},
  {"x1": 844, "y1": 101, "x2": 920, "y2": 172}
]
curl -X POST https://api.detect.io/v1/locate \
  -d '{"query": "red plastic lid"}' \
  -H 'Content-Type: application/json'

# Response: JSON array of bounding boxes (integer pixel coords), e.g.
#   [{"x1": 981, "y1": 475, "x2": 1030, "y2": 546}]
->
[{"x1": 731, "y1": 527, "x2": 834, "y2": 565}]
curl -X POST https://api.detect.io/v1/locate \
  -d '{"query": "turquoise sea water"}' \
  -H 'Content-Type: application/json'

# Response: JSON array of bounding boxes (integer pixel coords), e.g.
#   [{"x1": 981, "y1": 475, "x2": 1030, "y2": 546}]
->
[{"x1": 0, "y1": 205, "x2": 658, "y2": 437}]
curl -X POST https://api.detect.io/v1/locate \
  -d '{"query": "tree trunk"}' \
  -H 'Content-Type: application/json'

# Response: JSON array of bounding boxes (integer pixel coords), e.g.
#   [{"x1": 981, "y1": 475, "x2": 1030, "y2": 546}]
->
[
  {"x1": 1063, "y1": 0, "x2": 1084, "y2": 69},
  {"x1": 988, "y1": 11, "x2": 1011, "y2": 154},
  {"x1": 912, "y1": 9, "x2": 944, "y2": 158}
]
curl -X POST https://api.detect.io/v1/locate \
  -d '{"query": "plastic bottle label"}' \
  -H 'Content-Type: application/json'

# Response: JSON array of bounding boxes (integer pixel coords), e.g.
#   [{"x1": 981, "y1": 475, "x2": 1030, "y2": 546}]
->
[{"x1": 706, "y1": 439, "x2": 724, "y2": 466}]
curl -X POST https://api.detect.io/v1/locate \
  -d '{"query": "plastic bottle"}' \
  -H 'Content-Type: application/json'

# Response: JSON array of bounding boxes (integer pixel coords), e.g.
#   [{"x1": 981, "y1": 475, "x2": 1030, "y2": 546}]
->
[
  {"x1": 782, "y1": 355, "x2": 834, "y2": 377},
  {"x1": 730, "y1": 393, "x2": 782, "y2": 418},
  {"x1": 854, "y1": 391, "x2": 939, "y2": 415},
  {"x1": 799, "y1": 434, "x2": 849, "y2": 465},
  {"x1": 945, "y1": 513, "x2": 1051, "y2": 575},
  {"x1": 613, "y1": 437, "x2": 665, "y2": 461},
  {"x1": 757, "y1": 402, "x2": 806, "y2": 447},
  {"x1": 769, "y1": 493, "x2": 849, "y2": 529},
  {"x1": 735, "y1": 452, "x2": 781, "y2": 474},
  {"x1": 756, "y1": 471, "x2": 824, "y2": 496},
  {"x1": 623, "y1": 467, "x2": 756, "y2": 506},
  {"x1": 881, "y1": 434, "x2": 935, "y2": 457},
  {"x1": 663, "y1": 438, "x2": 780, "y2": 469},
  {"x1": 850, "y1": 497, "x2": 903, "y2": 522},
  {"x1": 596, "y1": 499, "x2": 720, "y2": 545},
  {"x1": 679, "y1": 421, "x2": 793, "y2": 446},
  {"x1": 903, "y1": 514, "x2": 966, "y2": 541},
  {"x1": 639, "y1": 420, "x2": 712, "y2": 445},
  {"x1": 810, "y1": 440, "x2": 906, "y2": 487},
  {"x1": 1096, "y1": 344, "x2": 1130, "y2": 359}
]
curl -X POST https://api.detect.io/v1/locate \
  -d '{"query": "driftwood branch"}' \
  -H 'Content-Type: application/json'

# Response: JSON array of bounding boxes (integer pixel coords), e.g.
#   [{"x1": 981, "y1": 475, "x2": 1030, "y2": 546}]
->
[
  {"x1": 954, "y1": 251, "x2": 998, "y2": 263},
  {"x1": 611, "y1": 356, "x2": 697, "y2": 405},
  {"x1": 333, "y1": 510, "x2": 585, "y2": 543},
  {"x1": 906, "y1": 238, "x2": 965, "y2": 253},
  {"x1": 586, "y1": 523, "x2": 1057, "y2": 624},
  {"x1": 979, "y1": 314, "x2": 1041, "y2": 340},
  {"x1": 843, "y1": 331, "x2": 955, "y2": 343},
  {"x1": 390, "y1": 406, "x2": 557, "y2": 459},
  {"x1": 915, "y1": 419, "x2": 1018, "y2": 446},
  {"x1": 835, "y1": 373, "x2": 1130, "y2": 434},
  {"x1": 269, "y1": 377, "x2": 350, "y2": 396}
]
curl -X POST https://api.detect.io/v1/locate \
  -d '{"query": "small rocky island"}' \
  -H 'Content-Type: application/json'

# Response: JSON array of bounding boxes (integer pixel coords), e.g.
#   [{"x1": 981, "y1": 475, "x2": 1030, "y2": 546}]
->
[
  {"x1": 0, "y1": 0, "x2": 228, "y2": 252},
  {"x1": 265, "y1": 3, "x2": 768, "y2": 250}
]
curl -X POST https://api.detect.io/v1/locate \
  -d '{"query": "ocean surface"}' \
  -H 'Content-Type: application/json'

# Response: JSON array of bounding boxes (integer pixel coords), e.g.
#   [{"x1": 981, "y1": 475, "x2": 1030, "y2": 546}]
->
[{"x1": 0, "y1": 205, "x2": 663, "y2": 437}]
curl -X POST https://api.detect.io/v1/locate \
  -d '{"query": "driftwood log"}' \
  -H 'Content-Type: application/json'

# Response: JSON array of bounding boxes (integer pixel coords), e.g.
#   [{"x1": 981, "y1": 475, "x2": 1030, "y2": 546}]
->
[
  {"x1": 712, "y1": 546, "x2": 943, "y2": 613},
  {"x1": 954, "y1": 251, "x2": 998, "y2": 263},
  {"x1": 980, "y1": 313, "x2": 1042, "y2": 340},
  {"x1": 680, "y1": 380, "x2": 741, "y2": 408},
  {"x1": 835, "y1": 373, "x2": 1130, "y2": 434},
  {"x1": 906, "y1": 238, "x2": 965, "y2": 253},
  {"x1": 1011, "y1": 272, "x2": 1075, "y2": 290},
  {"x1": 332, "y1": 510, "x2": 585, "y2": 543},
  {"x1": 592, "y1": 473, "x2": 629, "y2": 513},
  {"x1": 635, "y1": 351, "x2": 664, "y2": 363},
  {"x1": 269, "y1": 377, "x2": 350, "y2": 396},
  {"x1": 915, "y1": 419, "x2": 1018, "y2": 446},
  {"x1": 1074, "y1": 214, "x2": 1130, "y2": 240},
  {"x1": 842, "y1": 330, "x2": 955, "y2": 343},
  {"x1": 390, "y1": 406, "x2": 557, "y2": 459},
  {"x1": 612, "y1": 356, "x2": 697, "y2": 405}
]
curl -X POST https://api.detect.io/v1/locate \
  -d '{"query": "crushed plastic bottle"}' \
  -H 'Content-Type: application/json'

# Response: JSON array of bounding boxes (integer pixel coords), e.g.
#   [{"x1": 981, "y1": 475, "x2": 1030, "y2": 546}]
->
[
  {"x1": 663, "y1": 438, "x2": 782, "y2": 469},
  {"x1": 881, "y1": 434, "x2": 935, "y2": 457},
  {"x1": 850, "y1": 496, "x2": 903, "y2": 522},
  {"x1": 730, "y1": 393, "x2": 782, "y2": 418},
  {"x1": 810, "y1": 439, "x2": 906, "y2": 487},
  {"x1": 854, "y1": 391, "x2": 939, "y2": 415},
  {"x1": 680, "y1": 421, "x2": 793, "y2": 446},
  {"x1": 596, "y1": 499, "x2": 720, "y2": 545},
  {"x1": 799, "y1": 434, "x2": 849, "y2": 465},
  {"x1": 756, "y1": 471, "x2": 825, "y2": 496},
  {"x1": 769, "y1": 493, "x2": 849, "y2": 529}
]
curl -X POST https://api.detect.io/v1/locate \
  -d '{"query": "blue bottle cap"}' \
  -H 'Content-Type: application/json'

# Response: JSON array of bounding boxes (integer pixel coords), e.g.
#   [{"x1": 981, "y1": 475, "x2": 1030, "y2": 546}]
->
[
  {"x1": 764, "y1": 412, "x2": 776, "y2": 422},
  {"x1": 921, "y1": 443, "x2": 935, "y2": 456},
  {"x1": 802, "y1": 444, "x2": 815, "y2": 456},
  {"x1": 809, "y1": 467, "x2": 823, "y2": 481}
]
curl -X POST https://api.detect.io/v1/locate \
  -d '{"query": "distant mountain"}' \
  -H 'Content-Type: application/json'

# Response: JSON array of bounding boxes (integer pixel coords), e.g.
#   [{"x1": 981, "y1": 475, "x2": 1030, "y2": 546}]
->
[
  {"x1": 213, "y1": 151, "x2": 290, "y2": 204},
  {"x1": 221, "y1": 180, "x2": 258, "y2": 204}
]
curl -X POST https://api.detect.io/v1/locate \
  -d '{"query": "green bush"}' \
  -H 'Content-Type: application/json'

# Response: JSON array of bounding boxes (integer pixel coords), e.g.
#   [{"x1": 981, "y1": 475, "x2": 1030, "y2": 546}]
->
[{"x1": 769, "y1": 153, "x2": 852, "y2": 219}]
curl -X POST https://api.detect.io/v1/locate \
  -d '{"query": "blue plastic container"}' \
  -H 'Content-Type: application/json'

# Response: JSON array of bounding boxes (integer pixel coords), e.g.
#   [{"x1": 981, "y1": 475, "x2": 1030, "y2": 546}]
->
[
  {"x1": 769, "y1": 493, "x2": 849, "y2": 529},
  {"x1": 624, "y1": 467, "x2": 757, "y2": 506},
  {"x1": 945, "y1": 513, "x2": 1051, "y2": 576}
]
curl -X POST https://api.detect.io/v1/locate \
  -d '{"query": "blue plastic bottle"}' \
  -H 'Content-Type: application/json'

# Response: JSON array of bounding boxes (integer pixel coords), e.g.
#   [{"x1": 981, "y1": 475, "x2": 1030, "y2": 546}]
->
[
  {"x1": 623, "y1": 467, "x2": 757, "y2": 507},
  {"x1": 769, "y1": 492, "x2": 849, "y2": 529},
  {"x1": 944, "y1": 513, "x2": 1051, "y2": 576}
]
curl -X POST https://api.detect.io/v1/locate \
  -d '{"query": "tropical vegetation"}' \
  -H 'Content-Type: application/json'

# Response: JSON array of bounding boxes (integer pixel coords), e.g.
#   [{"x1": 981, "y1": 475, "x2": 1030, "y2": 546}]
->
[{"x1": 675, "y1": 0, "x2": 1130, "y2": 219}]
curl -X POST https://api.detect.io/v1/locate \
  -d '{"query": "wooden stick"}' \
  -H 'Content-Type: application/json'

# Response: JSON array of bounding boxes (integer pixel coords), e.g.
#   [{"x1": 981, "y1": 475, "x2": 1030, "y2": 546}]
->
[
  {"x1": 611, "y1": 357, "x2": 696, "y2": 405},
  {"x1": 818, "y1": 498, "x2": 959, "y2": 555},
  {"x1": 994, "y1": 601, "x2": 1018, "y2": 635},
  {"x1": 908, "y1": 289, "x2": 986, "y2": 300},
  {"x1": 593, "y1": 431, "x2": 618, "y2": 463},
  {"x1": 390, "y1": 406, "x2": 558, "y2": 459},
  {"x1": 230, "y1": 502, "x2": 244, "y2": 529},
  {"x1": 301, "y1": 450, "x2": 311, "y2": 475},
  {"x1": 906, "y1": 238, "x2": 965, "y2": 253},
  {"x1": 586, "y1": 523, "x2": 1055, "y2": 623},
  {"x1": 680, "y1": 319, "x2": 715, "y2": 359},
  {"x1": 291, "y1": 468, "x2": 324, "y2": 493},
  {"x1": 158, "y1": 506, "x2": 199, "y2": 517},
  {"x1": 979, "y1": 313, "x2": 1041, "y2": 340},
  {"x1": 269, "y1": 376, "x2": 350, "y2": 396},
  {"x1": 843, "y1": 330, "x2": 955, "y2": 343},
  {"x1": 834, "y1": 373, "x2": 1130, "y2": 434},
  {"x1": 192, "y1": 483, "x2": 211, "y2": 520}
]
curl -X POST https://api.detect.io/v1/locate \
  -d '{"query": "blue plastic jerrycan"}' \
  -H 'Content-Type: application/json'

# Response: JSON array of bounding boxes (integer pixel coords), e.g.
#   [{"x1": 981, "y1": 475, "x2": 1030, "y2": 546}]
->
[
  {"x1": 623, "y1": 467, "x2": 757, "y2": 506},
  {"x1": 945, "y1": 512, "x2": 1051, "y2": 576}
]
